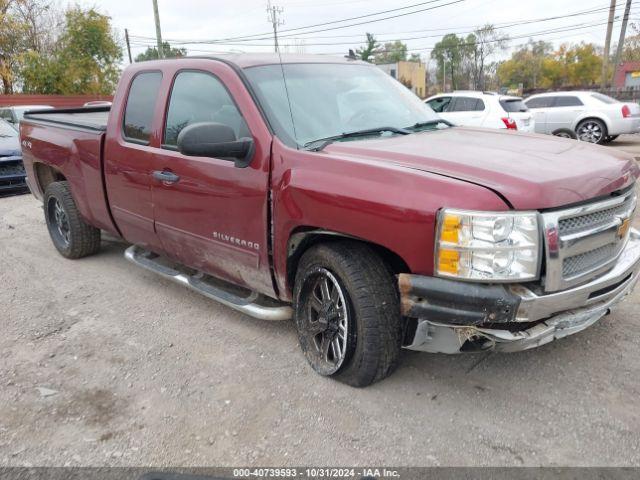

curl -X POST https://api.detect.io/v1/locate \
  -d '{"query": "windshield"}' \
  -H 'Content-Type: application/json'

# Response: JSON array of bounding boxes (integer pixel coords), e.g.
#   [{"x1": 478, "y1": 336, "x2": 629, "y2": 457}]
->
[
  {"x1": 244, "y1": 63, "x2": 443, "y2": 148},
  {"x1": 0, "y1": 120, "x2": 17, "y2": 136}
]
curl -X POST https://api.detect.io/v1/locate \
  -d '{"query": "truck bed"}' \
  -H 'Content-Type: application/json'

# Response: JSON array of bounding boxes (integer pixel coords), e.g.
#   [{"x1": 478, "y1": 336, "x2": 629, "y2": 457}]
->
[{"x1": 23, "y1": 106, "x2": 110, "y2": 132}]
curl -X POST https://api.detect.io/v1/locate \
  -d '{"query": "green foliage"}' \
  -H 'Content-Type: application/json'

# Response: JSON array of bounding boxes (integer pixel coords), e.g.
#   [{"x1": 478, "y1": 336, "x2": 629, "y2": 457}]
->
[
  {"x1": 497, "y1": 41, "x2": 602, "y2": 90},
  {"x1": 5, "y1": 2, "x2": 122, "y2": 94},
  {"x1": 374, "y1": 40, "x2": 408, "y2": 64},
  {"x1": 135, "y1": 42, "x2": 187, "y2": 62},
  {"x1": 356, "y1": 33, "x2": 380, "y2": 63}
]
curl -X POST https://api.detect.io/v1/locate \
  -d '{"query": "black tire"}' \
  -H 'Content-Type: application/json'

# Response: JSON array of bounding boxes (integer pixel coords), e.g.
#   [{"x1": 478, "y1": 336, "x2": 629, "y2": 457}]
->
[
  {"x1": 552, "y1": 128, "x2": 577, "y2": 140},
  {"x1": 576, "y1": 118, "x2": 608, "y2": 144},
  {"x1": 44, "y1": 181, "x2": 101, "y2": 259},
  {"x1": 293, "y1": 241, "x2": 402, "y2": 387}
]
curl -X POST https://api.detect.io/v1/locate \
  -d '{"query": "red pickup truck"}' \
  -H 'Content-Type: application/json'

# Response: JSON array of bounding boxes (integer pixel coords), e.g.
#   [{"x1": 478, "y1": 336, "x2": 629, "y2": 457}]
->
[{"x1": 20, "y1": 54, "x2": 640, "y2": 386}]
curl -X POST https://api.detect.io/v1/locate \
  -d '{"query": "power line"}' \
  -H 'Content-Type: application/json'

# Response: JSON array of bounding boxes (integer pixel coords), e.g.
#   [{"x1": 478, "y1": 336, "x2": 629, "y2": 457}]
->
[{"x1": 129, "y1": 2, "x2": 635, "y2": 46}]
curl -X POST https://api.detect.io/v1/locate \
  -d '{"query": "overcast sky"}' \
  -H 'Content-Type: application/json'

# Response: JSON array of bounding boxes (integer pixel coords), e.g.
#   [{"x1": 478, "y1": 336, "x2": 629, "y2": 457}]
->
[{"x1": 76, "y1": 0, "x2": 639, "y2": 62}]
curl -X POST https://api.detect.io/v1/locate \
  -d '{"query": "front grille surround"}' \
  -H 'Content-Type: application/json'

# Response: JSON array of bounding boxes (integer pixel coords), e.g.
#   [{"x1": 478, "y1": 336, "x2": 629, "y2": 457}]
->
[{"x1": 541, "y1": 187, "x2": 637, "y2": 292}]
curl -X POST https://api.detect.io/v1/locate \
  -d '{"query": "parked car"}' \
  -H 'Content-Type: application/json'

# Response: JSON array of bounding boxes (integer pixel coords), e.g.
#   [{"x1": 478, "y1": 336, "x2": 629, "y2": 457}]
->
[
  {"x1": 524, "y1": 91, "x2": 640, "y2": 144},
  {"x1": 19, "y1": 55, "x2": 640, "y2": 386},
  {"x1": 424, "y1": 91, "x2": 535, "y2": 132},
  {"x1": 83, "y1": 100, "x2": 112, "y2": 107},
  {"x1": 0, "y1": 105, "x2": 53, "y2": 129},
  {"x1": 0, "y1": 118, "x2": 27, "y2": 195}
]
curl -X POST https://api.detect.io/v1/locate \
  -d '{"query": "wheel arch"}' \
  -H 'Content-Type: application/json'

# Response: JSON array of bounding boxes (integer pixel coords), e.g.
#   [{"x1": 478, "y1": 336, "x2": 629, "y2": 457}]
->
[
  {"x1": 33, "y1": 162, "x2": 67, "y2": 198},
  {"x1": 573, "y1": 114, "x2": 611, "y2": 133},
  {"x1": 285, "y1": 227, "x2": 411, "y2": 292}
]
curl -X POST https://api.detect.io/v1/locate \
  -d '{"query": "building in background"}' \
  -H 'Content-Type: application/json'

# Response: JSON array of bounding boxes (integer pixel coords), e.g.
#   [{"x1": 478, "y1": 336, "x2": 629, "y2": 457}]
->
[
  {"x1": 377, "y1": 61, "x2": 426, "y2": 98},
  {"x1": 613, "y1": 62, "x2": 640, "y2": 88}
]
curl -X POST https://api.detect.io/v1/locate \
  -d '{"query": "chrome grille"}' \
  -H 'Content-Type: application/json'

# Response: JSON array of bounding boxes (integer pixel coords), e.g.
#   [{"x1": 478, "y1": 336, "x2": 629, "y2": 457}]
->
[
  {"x1": 542, "y1": 187, "x2": 637, "y2": 292},
  {"x1": 562, "y1": 243, "x2": 617, "y2": 277}
]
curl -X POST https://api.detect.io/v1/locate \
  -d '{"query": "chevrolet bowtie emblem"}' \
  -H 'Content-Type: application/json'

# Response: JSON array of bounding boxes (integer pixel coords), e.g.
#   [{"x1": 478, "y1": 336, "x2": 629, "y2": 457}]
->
[{"x1": 618, "y1": 217, "x2": 631, "y2": 239}]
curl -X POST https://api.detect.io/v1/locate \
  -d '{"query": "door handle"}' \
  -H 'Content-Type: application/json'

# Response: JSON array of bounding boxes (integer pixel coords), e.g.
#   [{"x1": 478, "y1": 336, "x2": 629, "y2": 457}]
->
[{"x1": 152, "y1": 170, "x2": 180, "y2": 184}]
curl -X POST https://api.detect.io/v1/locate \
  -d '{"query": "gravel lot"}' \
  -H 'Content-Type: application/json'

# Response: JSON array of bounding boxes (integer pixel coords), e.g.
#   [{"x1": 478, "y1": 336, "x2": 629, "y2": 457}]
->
[{"x1": 1, "y1": 139, "x2": 640, "y2": 467}]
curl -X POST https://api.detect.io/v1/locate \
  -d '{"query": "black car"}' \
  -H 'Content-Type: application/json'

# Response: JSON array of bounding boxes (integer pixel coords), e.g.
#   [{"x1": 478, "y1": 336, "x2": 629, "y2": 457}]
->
[{"x1": 0, "y1": 119, "x2": 27, "y2": 195}]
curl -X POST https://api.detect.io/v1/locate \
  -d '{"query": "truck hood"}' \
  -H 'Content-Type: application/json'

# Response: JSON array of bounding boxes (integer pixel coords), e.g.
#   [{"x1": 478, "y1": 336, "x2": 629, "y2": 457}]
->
[{"x1": 325, "y1": 127, "x2": 639, "y2": 210}]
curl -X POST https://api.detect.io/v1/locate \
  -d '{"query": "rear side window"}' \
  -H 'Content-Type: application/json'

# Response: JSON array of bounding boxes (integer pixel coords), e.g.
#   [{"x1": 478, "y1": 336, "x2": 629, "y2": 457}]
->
[
  {"x1": 555, "y1": 96, "x2": 583, "y2": 107},
  {"x1": 450, "y1": 97, "x2": 484, "y2": 112},
  {"x1": 163, "y1": 70, "x2": 250, "y2": 148},
  {"x1": 591, "y1": 93, "x2": 618, "y2": 104},
  {"x1": 123, "y1": 71, "x2": 163, "y2": 144},
  {"x1": 500, "y1": 99, "x2": 528, "y2": 112},
  {"x1": 525, "y1": 97, "x2": 554, "y2": 109}
]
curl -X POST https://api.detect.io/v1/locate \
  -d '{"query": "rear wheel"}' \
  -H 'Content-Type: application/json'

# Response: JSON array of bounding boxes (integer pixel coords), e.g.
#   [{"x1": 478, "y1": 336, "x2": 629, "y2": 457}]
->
[
  {"x1": 576, "y1": 119, "x2": 607, "y2": 144},
  {"x1": 44, "y1": 181, "x2": 101, "y2": 259},
  {"x1": 293, "y1": 241, "x2": 402, "y2": 387}
]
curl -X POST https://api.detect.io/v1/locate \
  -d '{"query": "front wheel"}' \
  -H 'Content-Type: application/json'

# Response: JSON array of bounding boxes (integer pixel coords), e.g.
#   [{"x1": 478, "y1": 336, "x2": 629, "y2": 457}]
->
[
  {"x1": 576, "y1": 119, "x2": 607, "y2": 144},
  {"x1": 293, "y1": 241, "x2": 402, "y2": 387}
]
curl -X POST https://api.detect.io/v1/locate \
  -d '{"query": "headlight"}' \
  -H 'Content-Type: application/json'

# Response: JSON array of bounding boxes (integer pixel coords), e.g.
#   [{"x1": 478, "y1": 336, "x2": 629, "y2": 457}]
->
[{"x1": 435, "y1": 209, "x2": 540, "y2": 281}]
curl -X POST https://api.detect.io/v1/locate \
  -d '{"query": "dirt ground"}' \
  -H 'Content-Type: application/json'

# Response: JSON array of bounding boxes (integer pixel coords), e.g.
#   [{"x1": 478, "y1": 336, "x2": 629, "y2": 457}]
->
[{"x1": 1, "y1": 140, "x2": 640, "y2": 467}]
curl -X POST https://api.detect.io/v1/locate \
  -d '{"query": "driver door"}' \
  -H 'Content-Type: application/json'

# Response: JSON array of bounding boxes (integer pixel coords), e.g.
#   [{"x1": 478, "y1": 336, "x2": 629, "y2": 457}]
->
[{"x1": 149, "y1": 66, "x2": 275, "y2": 296}]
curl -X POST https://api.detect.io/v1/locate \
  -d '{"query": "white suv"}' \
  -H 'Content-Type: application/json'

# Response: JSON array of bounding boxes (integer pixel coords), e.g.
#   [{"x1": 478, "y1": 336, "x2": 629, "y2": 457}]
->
[
  {"x1": 524, "y1": 91, "x2": 640, "y2": 144},
  {"x1": 424, "y1": 91, "x2": 535, "y2": 133}
]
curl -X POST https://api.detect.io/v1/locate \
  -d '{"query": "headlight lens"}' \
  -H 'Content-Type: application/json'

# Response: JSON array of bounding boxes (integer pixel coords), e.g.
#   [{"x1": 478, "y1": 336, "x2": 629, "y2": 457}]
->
[{"x1": 435, "y1": 209, "x2": 540, "y2": 281}]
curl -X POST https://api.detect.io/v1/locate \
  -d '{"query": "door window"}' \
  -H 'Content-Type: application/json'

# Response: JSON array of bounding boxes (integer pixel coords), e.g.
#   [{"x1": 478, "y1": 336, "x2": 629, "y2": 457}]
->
[
  {"x1": 525, "y1": 97, "x2": 555, "y2": 109},
  {"x1": 450, "y1": 97, "x2": 485, "y2": 112},
  {"x1": 427, "y1": 96, "x2": 452, "y2": 113},
  {"x1": 554, "y1": 96, "x2": 583, "y2": 107},
  {"x1": 123, "y1": 71, "x2": 163, "y2": 144},
  {"x1": 163, "y1": 71, "x2": 250, "y2": 148}
]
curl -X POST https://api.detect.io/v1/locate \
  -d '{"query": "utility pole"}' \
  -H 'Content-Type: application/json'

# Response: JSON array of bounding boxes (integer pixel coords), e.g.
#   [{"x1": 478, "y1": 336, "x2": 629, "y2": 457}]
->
[
  {"x1": 152, "y1": 0, "x2": 164, "y2": 59},
  {"x1": 125, "y1": 28, "x2": 133, "y2": 64},
  {"x1": 612, "y1": 0, "x2": 633, "y2": 86},
  {"x1": 266, "y1": 0, "x2": 284, "y2": 53},
  {"x1": 601, "y1": 0, "x2": 617, "y2": 88}
]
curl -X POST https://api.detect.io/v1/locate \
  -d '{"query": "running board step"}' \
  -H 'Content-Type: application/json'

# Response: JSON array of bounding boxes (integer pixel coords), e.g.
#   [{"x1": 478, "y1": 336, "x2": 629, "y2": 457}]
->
[{"x1": 124, "y1": 245, "x2": 292, "y2": 321}]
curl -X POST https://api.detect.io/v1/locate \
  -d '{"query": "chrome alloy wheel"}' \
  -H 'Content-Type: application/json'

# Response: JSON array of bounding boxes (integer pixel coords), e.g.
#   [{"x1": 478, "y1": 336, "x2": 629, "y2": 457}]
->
[
  {"x1": 577, "y1": 121, "x2": 604, "y2": 143},
  {"x1": 299, "y1": 268, "x2": 349, "y2": 375},
  {"x1": 49, "y1": 197, "x2": 70, "y2": 246}
]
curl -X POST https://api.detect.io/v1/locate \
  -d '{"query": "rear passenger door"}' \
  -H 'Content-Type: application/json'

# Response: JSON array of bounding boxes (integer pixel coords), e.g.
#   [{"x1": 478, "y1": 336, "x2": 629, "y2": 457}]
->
[
  {"x1": 149, "y1": 65, "x2": 276, "y2": 297},
  {"x1": 442, "y1": 96, "x2": 486, "y2": 127}
]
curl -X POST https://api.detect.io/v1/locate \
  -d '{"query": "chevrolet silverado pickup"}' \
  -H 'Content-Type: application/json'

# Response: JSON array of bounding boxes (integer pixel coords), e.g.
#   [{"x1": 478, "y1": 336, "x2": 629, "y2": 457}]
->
[{"x1": 19, "y1": 54, "x2": 640, "y2": 387}]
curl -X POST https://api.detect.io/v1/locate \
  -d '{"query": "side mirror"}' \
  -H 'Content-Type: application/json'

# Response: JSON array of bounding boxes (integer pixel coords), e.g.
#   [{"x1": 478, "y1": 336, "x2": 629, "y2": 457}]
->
[{"x1": 177, "y1": 122, "x2": 254, "y2": 168}]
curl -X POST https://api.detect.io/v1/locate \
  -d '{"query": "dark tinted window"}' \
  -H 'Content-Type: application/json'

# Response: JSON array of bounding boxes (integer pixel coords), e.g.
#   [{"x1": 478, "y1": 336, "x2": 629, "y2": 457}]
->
[
  {"x1": 0, "y1": 109, "x2": 13, "y2": 123},
  {"x1": 525, "y1": 96, "x2": 554, "y2": 109},
  {"x1": 450, "y1": 96, "x2": 484, "y2": 112},
  {"x1": 427, "y1": 96, "x2": 452, "y2": 113},
  {"x1": 123, "y1": 72, "x2": 162, "y2": 143},
  {"x1": 555, "y1": 96, "x2": 583, "y2": 107},
  {"x1": 500, "y1": 99, "x2": 528, "y2": 112},
  {"x1": 164, "y1": 71, "x2": 250, "y2": 148}
]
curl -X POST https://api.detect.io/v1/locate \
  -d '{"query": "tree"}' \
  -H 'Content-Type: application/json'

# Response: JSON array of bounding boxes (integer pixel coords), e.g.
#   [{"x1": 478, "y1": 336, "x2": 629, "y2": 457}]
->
[
  {"x1": 374, "y1": 40, "x2": 408, "y2": 64},
  {"x1": 468, "y1": 25, "x2": 509, "y2": 90},
  {"x1": 135, "y1": 42, "x2": 187, "y2": 62},
  {"x1": 0, "y1": 0, "x2": 27, "y2": 93},
  {"x1": 356, "y1": 33, "x2": 380, "y2": 63},
  {"x1": 497, "y1": 40, "x2": 554, "y2": 90},
  {"x1": 431, "y1": 34, "x2": 469, "y2": 90},
  {"x1": 19, "y1": 6, "x2": 122, "y2": 94}
]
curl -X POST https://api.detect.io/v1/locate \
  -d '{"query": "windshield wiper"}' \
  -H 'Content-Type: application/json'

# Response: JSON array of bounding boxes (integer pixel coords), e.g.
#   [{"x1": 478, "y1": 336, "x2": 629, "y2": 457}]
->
[
  {"x1": 406, "y1": 119, "x2": 452, "y2": 131},
  {"x1": 303, "y1": 126, "x2": 410, "y2": 152}
]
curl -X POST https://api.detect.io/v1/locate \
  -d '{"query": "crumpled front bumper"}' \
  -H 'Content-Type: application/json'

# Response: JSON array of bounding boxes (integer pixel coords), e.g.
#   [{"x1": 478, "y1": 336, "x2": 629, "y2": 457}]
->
[{"x1": 400, "y1": 229, "x2": 640, "y2": 354}]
